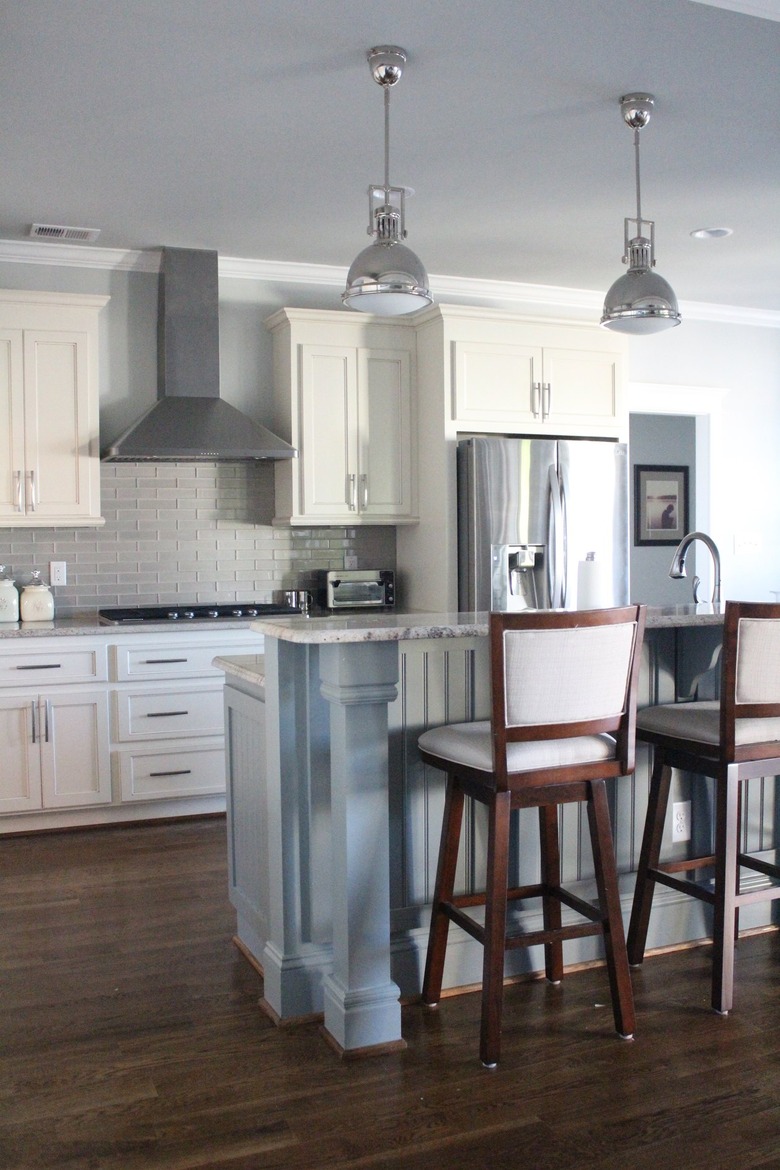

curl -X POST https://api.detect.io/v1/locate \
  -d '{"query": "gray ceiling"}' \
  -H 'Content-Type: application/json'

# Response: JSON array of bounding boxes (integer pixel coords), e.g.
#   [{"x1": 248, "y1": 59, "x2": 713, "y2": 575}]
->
[{"x1": 1, "y1": 0, "x2": 778, "y2": 310}]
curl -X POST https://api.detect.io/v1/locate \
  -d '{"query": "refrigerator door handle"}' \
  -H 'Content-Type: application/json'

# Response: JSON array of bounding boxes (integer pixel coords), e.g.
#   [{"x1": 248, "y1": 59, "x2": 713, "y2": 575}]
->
[
  {"x1": 547, "y1": 464, "x2": 564, "y2": 607},
  {"x1": 559, "y1": 466, "x2": 569, "y2": 607}
]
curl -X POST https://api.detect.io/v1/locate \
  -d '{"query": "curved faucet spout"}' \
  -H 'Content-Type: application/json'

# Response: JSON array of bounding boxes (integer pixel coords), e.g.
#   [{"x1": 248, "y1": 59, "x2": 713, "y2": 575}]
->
[{"x1": 669, "y1": 531, "x2": 721, "y2": 603}]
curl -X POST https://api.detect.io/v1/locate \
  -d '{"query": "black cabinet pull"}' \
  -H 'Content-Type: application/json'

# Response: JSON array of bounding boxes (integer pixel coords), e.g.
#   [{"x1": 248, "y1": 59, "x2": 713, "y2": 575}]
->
[
  {"x1": 148, "y1": 769, "x2": 193, "y2": 778},
  {"x1": 15, "y1": 663, "x2": 62, "y2": 670},
  {"x1": 145, "y1": 710, "x2": 189, "y2": 718},
  {"x1": 143, "y1": 658, "x2": 189, "y2": 664}
]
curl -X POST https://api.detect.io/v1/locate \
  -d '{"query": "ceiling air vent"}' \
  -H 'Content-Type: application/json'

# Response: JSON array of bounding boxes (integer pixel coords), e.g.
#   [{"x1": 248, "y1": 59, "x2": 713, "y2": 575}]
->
[{"x1": 29, "y1": 223, "x2": 101, "y2": 243}]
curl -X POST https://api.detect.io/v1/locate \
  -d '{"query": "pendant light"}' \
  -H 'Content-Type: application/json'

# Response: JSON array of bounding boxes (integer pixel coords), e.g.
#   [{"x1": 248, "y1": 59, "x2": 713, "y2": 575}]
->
[
  {"x1": 601, "y1": 93, "x2": 681, "y2": 335},
  {"x1": 342, "y1": 46, "x2": 432, "y2": 316}
]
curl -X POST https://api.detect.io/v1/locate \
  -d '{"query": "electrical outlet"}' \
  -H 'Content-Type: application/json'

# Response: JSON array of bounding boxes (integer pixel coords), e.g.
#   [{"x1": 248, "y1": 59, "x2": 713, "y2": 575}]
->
[
  {"x1": 344, "y1": 555, "x2": 358, "y2": 570},
  {"x1": 49, "y1": 561, "x2": 67, "y2": 586},
  {"x1": 672, "y1": 800, "x2": 691, "y2": 843}
]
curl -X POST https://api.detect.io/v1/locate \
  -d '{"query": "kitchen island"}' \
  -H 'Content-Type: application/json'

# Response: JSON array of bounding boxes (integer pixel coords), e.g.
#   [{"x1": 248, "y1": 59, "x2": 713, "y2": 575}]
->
[{"x1": 217, "y1": 604, "x2": 733, "y2": 1056}]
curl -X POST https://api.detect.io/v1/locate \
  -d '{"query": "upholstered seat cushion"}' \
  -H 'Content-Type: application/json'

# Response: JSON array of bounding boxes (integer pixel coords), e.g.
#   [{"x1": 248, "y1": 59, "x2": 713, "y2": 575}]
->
[
  {"x1": 418, "y1": 720, "x2": 617, "y2": 774},
  {"x1": 637, "y1": 699, "x2": 780, "y2": 747}
]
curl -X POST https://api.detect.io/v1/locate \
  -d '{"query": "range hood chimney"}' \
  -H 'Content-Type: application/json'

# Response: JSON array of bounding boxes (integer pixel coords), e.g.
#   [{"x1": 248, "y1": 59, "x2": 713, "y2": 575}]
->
[{"x1": 102, "y1": 247, "x2": 295, "y2": 462}]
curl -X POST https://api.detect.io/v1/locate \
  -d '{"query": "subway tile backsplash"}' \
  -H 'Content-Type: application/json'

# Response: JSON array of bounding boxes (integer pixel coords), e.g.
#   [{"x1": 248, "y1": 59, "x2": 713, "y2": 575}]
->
[{"x1": 0, "y1": 463, "x2": 395, "y2": 612}]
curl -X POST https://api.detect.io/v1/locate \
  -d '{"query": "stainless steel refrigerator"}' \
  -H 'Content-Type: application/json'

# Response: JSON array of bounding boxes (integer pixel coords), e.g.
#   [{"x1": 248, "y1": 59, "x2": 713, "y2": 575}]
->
[{"x1": 457, "y1": 435, "x2": 629, "y2": 612}]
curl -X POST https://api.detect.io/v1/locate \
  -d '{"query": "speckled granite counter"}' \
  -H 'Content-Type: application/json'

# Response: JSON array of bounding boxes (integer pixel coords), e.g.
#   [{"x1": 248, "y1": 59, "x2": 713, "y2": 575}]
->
[
  {"x1": 247, "y1": 603, "x2": 724, "y2": 646},
  {"x1": 0, "y1": 611, "x2": 273, "y2": 638}
]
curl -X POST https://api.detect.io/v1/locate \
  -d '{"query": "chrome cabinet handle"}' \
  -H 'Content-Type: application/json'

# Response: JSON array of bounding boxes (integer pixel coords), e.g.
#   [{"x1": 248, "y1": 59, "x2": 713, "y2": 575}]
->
[
  {"x1": 531, "y1": 382, "x2": 541, "y2": 418},
  {"x1": 27, "y1": 470, "x2": 36, "y2": 512},
  {"x1": 542, "y1": 382, "x2": 551, "y2": 420},
  {"x1": 15, "y1": 470, "x2": 23, "y2": 512},
  {"x1": 30, "y1": 700, "x2": 37, "y2": 744},
  {"x1": 346, "y1": 473, "x2": 357, "y2": 510},
  {"x1": 360, "y1": 474, "x2": 368, "y2": 509}
]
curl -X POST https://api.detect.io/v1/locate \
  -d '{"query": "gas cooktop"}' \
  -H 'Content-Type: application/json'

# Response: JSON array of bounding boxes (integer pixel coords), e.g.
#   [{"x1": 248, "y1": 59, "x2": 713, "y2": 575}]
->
[{"x1": 97, "y1": 602, "x2": 300, "y2": 625}]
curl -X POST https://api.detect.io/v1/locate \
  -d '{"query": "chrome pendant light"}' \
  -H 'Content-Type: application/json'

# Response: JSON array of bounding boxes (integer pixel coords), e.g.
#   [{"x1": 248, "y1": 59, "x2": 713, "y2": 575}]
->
[
  {"x1": 342, "y1": 46, "x2": 432, "y2": 316},
  {"x1": 601, "y1": 93, "x2": 681, "y2": 335}
]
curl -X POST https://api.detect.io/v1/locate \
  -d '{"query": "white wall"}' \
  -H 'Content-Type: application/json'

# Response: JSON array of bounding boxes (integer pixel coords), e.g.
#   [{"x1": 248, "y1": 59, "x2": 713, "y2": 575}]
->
[{"x1": 628, "y1": 319, "x2": 780, "y2": 602}]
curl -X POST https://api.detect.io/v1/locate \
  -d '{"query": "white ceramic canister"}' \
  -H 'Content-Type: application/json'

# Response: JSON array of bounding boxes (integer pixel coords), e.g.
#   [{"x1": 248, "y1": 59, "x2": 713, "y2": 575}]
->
[
  {"x1": 0, "y1": 566, "x2": 20, "y2": 622},
  {"x1": 20, "y1": 569, "x2": 55, "y2": 622}
]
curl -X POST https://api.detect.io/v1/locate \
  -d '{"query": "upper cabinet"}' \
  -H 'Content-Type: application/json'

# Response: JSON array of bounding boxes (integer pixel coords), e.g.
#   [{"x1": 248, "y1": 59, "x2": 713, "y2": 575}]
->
[
  {"x1": 267, "y1": 309, "x2": 417, "y2": 526},
  {"x1": 0, "y1": 290, "x2": 108, "y2": 528},
  {"x1": 446, "y1": 310, "x2": 627, "y2": 438}
]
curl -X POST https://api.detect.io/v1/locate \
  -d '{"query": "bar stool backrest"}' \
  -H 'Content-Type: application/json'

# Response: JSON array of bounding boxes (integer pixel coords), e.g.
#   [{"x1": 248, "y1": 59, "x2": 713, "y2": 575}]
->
[
  {"x1": 721, "y1": 601, "x2": 780, "y2": 760},
  {"x1": 489, "y1": 606, "x2": 646, "y2": 791}
]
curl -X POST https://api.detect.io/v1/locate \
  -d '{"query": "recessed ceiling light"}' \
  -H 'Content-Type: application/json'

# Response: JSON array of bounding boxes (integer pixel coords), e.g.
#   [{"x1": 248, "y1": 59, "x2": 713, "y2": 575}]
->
[{"x1": 690, "y1": 227, "x2": 733, "y2": 239}]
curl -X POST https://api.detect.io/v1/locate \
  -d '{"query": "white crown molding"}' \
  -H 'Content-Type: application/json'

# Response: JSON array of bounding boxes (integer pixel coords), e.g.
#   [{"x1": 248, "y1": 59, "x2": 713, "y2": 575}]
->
[
  {"x1": 1, "y1": 239, "x2": 778, "y2": 329},
  {"x1": 690, "y1": 0, "x2": 780, "y2": 20}
]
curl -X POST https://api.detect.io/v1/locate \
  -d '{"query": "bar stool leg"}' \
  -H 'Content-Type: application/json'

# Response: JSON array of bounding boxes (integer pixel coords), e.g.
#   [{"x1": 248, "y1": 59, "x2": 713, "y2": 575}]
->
[
  {"x1": 712, "y1": 763, "x2": 740, "y2": 1015},
  {"x1": 588, "y1": 779, "x2": 635, "y2": 1038},
  {"x1": 539, "y1": 804, "x2": 563, "y2": 984},
  {"x1": 422, "y1": 777, "x2": 465, "y2": 1007},
  {"x1": 480, "y1": 790, "x2": 511, "y2": 1068},
  {"x1": 627, "y1": 754, "x2": 673, "y2": 966}
]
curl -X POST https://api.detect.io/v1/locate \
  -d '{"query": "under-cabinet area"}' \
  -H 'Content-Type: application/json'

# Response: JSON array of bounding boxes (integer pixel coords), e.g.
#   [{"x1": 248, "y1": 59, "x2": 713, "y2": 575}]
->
[{"x1": 0, "y1": 625, "x2": 263, "y2": 833}]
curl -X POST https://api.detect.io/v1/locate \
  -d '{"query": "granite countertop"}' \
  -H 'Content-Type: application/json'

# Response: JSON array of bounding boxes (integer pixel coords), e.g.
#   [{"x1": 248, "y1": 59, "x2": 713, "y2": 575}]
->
[
  {"x1": 213, "y1": 654, "x2": 266, "y2": 686},
  {"x1": 250, "y1": 603, "x2": 726, "y2": 645},
  {"x1": 0, "y1": 603, "x2": 726, "y2": 641},
  {"x1": 0, "y1": 610, "x2": 268, "y2": 638}
]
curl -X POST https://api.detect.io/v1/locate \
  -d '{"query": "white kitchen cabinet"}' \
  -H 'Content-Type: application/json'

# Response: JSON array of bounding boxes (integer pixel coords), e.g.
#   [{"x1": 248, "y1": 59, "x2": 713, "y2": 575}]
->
[
  {"x1": 452, "y1": 327, "x2": 625, "y2": 437},
  {"x1": 0, "y1": 640, "x2": 110, "y2": 814},
  {"x1": 109, "y1": 631, "x2": 261, "y2": 805},
  {"x1": 0, "y1": 626, "x2": 262, "y2": 832},
  {"x1": 0, "y1": 291, "x2": 108, "y2": 527},
  {"x1": 267, "y1": 308, "x2": 417, "y2": 525}
]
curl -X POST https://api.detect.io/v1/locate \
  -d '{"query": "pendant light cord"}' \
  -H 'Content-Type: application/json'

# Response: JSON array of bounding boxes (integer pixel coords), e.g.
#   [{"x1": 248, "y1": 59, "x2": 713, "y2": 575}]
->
[
  {"x1": 633, "y1": 128, "x2": 642, "y2": 227},
  {"x1": 384, "y1": 84, "x2": 391, "y2": 196}
]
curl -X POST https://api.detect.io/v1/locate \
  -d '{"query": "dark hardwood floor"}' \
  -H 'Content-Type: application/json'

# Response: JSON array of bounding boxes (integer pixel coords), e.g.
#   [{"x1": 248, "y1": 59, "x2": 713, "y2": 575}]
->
[{"x1": 3, "y1": 817, "x2": 780, "y2": 1170}]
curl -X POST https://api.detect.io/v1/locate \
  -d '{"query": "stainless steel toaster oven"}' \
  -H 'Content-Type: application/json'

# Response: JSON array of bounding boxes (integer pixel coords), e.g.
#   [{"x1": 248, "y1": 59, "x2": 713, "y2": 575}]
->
[{"x1": 322, "y1": 569, "x2": 395, "y2": 611}]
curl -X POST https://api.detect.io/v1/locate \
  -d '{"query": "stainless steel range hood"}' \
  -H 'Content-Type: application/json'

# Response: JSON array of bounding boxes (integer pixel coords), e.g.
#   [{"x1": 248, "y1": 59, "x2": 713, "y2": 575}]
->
[{"x1": 102, "y1": 247, "x2": 295, "y2": 462}]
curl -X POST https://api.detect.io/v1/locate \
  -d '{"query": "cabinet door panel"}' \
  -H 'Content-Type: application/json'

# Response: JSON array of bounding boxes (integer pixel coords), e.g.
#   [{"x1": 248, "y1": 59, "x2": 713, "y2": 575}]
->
[
  {"x1": 40, "y1": 689, "x2": 111, "y2": 808},
  {"x1": 359, "y1": 348, "x2": 412, "y2": 516},
  {"x1": 300, "y1": 347, "x2": 358, "y2": 515},
  {"x1": 542, "y1": 347, "x2": 620, "y2": 426},
  {"x1": 0, "y1": 697, "x2": 42, "y2": 812},
  {"x1": 0, "y1": 331, "x2": 26, "y2": 521},
  {"x1": 453, "y1": 341, "x2": 540, "y2": 426},
  {"x1": 23, "y1": 330, "x2": 95, "y2": 520}
]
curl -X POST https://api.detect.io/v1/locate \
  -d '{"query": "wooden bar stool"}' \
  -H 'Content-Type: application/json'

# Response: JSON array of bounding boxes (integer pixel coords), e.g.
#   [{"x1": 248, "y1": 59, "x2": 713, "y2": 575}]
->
[
  {"x1": 418, "y1": 606, "x2": 646, "y2": 1067},
  {"x1": 628, "y1": 600, "x2": 780, "y2": 1015}
]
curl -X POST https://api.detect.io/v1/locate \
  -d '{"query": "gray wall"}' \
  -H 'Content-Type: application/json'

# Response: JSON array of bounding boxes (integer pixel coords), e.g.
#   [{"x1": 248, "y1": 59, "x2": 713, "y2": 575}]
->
[{"x1": 629, "y1": 413, "x2": 697, "y2": 605}]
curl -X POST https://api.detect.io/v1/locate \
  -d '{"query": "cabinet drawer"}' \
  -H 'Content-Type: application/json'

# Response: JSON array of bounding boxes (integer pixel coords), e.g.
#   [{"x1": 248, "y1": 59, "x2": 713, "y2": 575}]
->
[
  {"x1": 116, "y1": 743, "x2": 226, "y2": 801},
  {"x1": 110, "y1": 638, "x2": 259, "y2": 681},
  {"x1": 113, "y1": 683, "x2": 223, "y2": 742},
  {"x1": 0, "y1": 643, "x2": 108, "y2": 686}
]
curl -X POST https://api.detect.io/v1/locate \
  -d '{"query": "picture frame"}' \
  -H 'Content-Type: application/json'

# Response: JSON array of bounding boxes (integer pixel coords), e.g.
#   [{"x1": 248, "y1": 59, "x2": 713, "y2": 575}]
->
[{"x1": 634, "y1": 464, "x2": 689, "y2": 546}]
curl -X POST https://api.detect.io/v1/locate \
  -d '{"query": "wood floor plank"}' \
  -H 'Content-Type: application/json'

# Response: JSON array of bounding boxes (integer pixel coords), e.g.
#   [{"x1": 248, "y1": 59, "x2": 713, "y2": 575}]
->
[{"x1": 3, "y1": 818, "x2": 780, "y2": 1169}]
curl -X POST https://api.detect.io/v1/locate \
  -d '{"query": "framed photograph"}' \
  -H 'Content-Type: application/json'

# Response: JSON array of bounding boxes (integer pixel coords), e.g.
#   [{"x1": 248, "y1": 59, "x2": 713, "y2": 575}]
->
[{"x1": 634, "y1": 464, "x2": 689, "y2": 546}]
